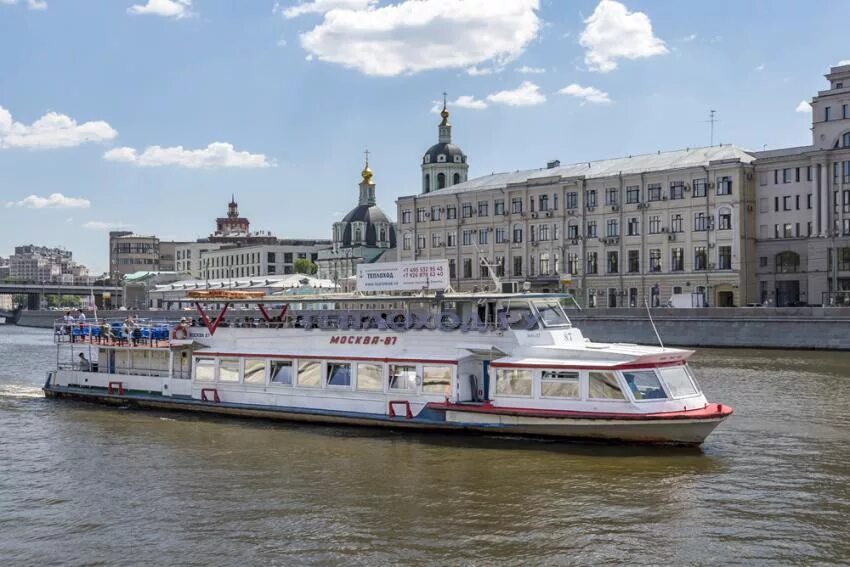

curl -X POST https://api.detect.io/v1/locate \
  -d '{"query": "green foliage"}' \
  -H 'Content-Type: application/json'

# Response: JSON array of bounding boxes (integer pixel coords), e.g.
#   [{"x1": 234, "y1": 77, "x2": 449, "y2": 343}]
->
[{"x1": 293, "y1": 258, "x2": 317, "y2": 275}]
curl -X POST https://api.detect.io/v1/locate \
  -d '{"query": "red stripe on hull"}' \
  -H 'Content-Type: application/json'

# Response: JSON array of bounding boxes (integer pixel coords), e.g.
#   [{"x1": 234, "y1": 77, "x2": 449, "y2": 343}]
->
[{"x1": 427, "y1": 401, "x2": 733, "y2": 421}]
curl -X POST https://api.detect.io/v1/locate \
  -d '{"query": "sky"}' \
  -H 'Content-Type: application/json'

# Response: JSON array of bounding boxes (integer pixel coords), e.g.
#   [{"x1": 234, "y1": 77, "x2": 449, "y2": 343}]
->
[{"x1": 0, "y1": 0, "x2": 847, "y2": 274}]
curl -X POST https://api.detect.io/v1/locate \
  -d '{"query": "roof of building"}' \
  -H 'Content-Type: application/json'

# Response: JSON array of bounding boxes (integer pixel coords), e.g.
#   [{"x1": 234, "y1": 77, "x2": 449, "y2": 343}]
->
[
  {"x1": 423, "y1": 142, "x2": 466, "y2": 164},
  {"x1": 405, "y1": 144, "x2": 756, "y2": 198},
  {"x1": 340, "y1": 205, "x2": 397, "y2": 247},
  {"x1": 751, "y1": 145, "x2": 814, "y2": 160}
]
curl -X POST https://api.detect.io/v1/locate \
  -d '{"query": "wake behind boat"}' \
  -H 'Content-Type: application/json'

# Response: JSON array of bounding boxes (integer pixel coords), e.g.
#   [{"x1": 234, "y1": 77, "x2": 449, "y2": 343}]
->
[{"x1": 43, "y1": 284, "x2": 732, "y2": 446}]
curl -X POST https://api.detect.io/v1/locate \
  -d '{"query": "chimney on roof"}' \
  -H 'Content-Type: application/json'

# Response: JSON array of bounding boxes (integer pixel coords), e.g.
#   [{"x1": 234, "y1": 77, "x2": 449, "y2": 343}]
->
[{"x1": 547, "y1": 159, "x2": 560, "y2": 169}]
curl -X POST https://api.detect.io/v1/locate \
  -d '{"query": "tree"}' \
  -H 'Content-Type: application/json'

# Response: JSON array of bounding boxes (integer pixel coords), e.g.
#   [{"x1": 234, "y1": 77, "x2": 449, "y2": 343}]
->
[{"x1": 293, "y1": 258, "x2": 317, "y2": 275}]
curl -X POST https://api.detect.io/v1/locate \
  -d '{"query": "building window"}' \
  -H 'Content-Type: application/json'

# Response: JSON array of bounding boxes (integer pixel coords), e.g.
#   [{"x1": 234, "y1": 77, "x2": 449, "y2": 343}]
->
[
  {"x1": 627, "y1": 250, "x2": 640, "y2": 273},
  {"x1": 431, "y1": 233, "x2": 442, "y2": 248},
  {"x1": 693, "y1": 178, "x2": 707, "y2": 198},
  {"x1": 694, "y1": 247, "x2": 707, "y2": 271},
  {"x1": 553, "y1": 194, "x2": 559, "y2": 210},
  {"x1": 825, "y1": 106, "x2": 831, "y2": 122},
  {"x1": 649, "y1": 249, "x2": 661, "y2": 272},
  {"x1": 539, "y1": 224, "x2": 550, "y2": 241},
  {"x1": 586, "y1": 252, "x2": 598, "y2": 274},
  {"x1": 649, "y1": 216, "x2": 661, "y2": 234},
  {"x1": 586, "y1": 221, "x2": 597, "y2": 238},
  {"x1": 718, "y1": 209, "x2": 732, "y2": 230},
  {"x1": 566, "y1": 192, "x2": 578, "y2": 209},
  {"x1": 462, "y1": 258, "x2": 472, "y2": 279},
  {"x1": 416, "y1": 208, "x2": 426, "y2": 222},
  {"x1": 783, "y1": 196, "x2": 791, "y2": 211},
  {"x1": 462, "y1": 203, "x2": 473, "y2": 218},
  {"x1": 512, "y1": 224, "x2": 523, "y2": 243},
  {"x1": 539, "y1": 194, "x2": 549, "y2": 211},
  {"x1": 626, "y1": 185, "x2": 640, "y2": 204},
  {"x1": 718, "y1": 246, "x2": 732, "y2": 270},
  {"x1": 759, "y1": 256, "x2": 768, "y2": 267},
  {"x1": 478, "y1": 229, "x2": 488, "y2": 245},
  {"x1": 447, "y1": 232, "x2": 456, "y2": 247},
  {"x1": 716, "y1": 176, "x2": 732, "y2": 195},
  {"x1": 671, "y1": 214, "x2": 683, "y2": 233},
  {"x1": 568, "y1": 224, "x2": 579, "y2": 239},
  {"x1": 783, "y1": 168, "x2": 792, "y2": 183},
  {"x1": 605, "y1": 188, "x2": 618, "y2": 205},
  {"x1": 430, "y1": 206, "x2": 441, "y2": 221},
  {"x1": 478, "y1": 201, "x2": 489, "y2": 217},
  {"x1": 586, "y1": 189, "x2": 597, "y2": 208},
  {"x1": 647, "y1": 184, "x2": 662, "y2": 201},
  {"x1": 606, "y1": 251, "x2": 618, "y2": 274},
  {"x1": 448, "y1": 258, "x2": 456, "y2": 279},
  {"x1": 540, "y1": 253, "x2": 550, "y2": 275},
  {"x1": 567, "y1": 253, "x2": 579, "y2": 275},
  {"x1": 512, "y1": 198, "x2": 523, "y2": 214},
  {"x1": 462, "y1": 230, "x2": 474, "y2": 246},
  {"x1": 513, "y1": 256, "x2": 522, "y2": 276},
  {"x1": 606, "y1": 219, "x2": 618, "y2": 237},
  {"x1": 844, "y1": 132, "x2": 850, "y2": 148},
  {"x1": 437, "y1": 173, "x2": 446, "y2": 189},
  {"x1": 775, "y1": 251, "x2": 800, "y2": 273},
  {"x1": 627, "y1": 217, "x2": 640, "y2": 236},
  {"x1": 495, "y1": 228, "x2": 506, "y2": 243},
  {"x1": 671, "y1": 247, "x2": 684, "y2": 272},
  {"x1": 694, "y1": 212, "x2": 708, "y2": 232},
  {"x1": 670, "y1": 181, "x2": 684, "y2": 200},
  {"x1": 495, "y1": 200, "x2": 505, "y2": 215},
  {"x1": 417, "y1": 235, "x2": 426, "y2": 250}
]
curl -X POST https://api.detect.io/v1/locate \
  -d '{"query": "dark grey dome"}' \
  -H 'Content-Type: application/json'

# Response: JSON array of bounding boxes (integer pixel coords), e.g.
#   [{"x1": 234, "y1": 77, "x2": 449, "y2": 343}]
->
[
  {"x1": 340, "y1": 205, "x2": 396, "y2": 247},
  {"x1": 423, "y1": 143, "x2": 466, "y2": 164}
]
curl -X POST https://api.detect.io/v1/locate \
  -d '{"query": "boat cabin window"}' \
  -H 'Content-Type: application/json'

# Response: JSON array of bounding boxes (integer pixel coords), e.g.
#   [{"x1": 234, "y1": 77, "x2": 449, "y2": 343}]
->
[
  {"x1": 422, "y1": 366, "x2": 451, "y2": 395},
  {"x1": 495, "y1": 368, "x2": 532, "y2": 397},
  {"x1": 540, "y1": 370, "x2": 580, "y2": 399},
  {"x1": 219, "y1": 359, "x2": 240, "y2": 382},
  {"x1": 297, "y1": 360, "x2": 322, "y2": 388},
  {"x1": 659, "y1": 366, "x2": 699, "y2": 397},
  {"x1": 389, "y1": 364, "x2": 417, "y2": 391},
  {"x1": 622, "y1": 370, "x2": 667, "y2": 400},
  {"x1": 270, "y1": 360, "x2": 293, "y2": 385},
  {"x1": 507, "y1": 301, "x2": 536, "y2": 330},
  {"x1": 588, "y1": 371, "x2": 626, "y2": 400},
  {"x1": 244, "y1": 359, "x2": 266, "y2": 384},
  {"x1": 532, "y1": 299, "x2": 570, "y2": 328},
  {"x1": 327, "y1": 362, "x2": 352, "y2": 387},
  {"x1": 195, "y1": 358, "x2": 215, "y2": 382},
  {"x1": 356, "y1": 363, "x2": 383, "y2": 391}
]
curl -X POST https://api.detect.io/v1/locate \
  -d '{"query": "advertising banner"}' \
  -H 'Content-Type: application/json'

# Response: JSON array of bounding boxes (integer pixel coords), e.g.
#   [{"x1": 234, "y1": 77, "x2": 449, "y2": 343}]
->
[{"x1": 356, "y1": 260, "x2": 450, "y2": 292}]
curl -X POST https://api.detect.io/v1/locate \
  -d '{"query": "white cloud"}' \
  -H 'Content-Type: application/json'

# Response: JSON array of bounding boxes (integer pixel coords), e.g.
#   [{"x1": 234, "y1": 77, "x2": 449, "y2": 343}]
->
[
  {"x1": 516, "y1": 65, "x2": 545, "y2": 74},
  {"x1": 486, "y1": 81, "x2": 545, "y2": 107},
  {"x1": 838, "y1": 59, "x2": 850, "y2": 66},
  {"x1": 754, "y1": 63, "x2": 765, "y2": 72},
  {"x1": 128, "y1": 0, "x2": 194, "y2": 19},
  {"x1": 27, "y1": 0, "x2": 47, "y2": 9},
  {"x1": 559, "y1": 83, "x2": 612, "y2": 104},
  {"x1": 6, "y1": 193, "x2": 91, "y2": 209},
  {"x1": 0, "y1": 105, "x2": 117, "y2": 149},
  {"x1": 277, "y1": 38, "x2": 288, "y2": 47},
  {"x1": 795, "y1": 100, "x2": 811, "y2": 113},
  {"x1": 298, "y1": 0, "x2": 541, "y2": 77},
  {"x1": 466, "y1": 65, "x2": 499, "y2": 76},
  {"x1": 431, "y1": 95, "x2": 488, "y2": 112},
  {"x1": 103, "y1": 142, "x2": 273, "y2": 168},
  {"x1": 82, "y1": 221, "x2": 131, "y2": 231},
  {"x1": 281, "y1": 0, "x2": 376, "y2": 18},
  {"x1": 681, "y1": 33, "x2": 696, "y2": 42},
  {"x1": 579, "y1": 0, "x2": 668, "y2": 73}
]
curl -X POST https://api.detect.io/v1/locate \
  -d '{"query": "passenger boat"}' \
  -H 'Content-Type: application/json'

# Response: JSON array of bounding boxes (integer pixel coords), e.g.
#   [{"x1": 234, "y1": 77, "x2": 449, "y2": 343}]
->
[{"x1": 43, "y1": 292, "x2": 732, "y2": 445}]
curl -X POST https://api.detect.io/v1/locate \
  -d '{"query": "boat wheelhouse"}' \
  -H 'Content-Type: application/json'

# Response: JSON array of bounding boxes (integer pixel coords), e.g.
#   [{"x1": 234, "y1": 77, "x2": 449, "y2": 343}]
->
[{"x1": 44, "y1": 292, "x2": 732, "y2": 445}]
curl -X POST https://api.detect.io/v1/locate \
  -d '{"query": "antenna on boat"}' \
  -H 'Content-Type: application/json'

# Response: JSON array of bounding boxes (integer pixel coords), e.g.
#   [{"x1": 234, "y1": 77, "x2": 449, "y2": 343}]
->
[
  {"x1": 644, "y1": 298, "x2": 664, "y2": 350},
  {"x1": 478, "y1": 254, "x2": 502, "y2": 291}
]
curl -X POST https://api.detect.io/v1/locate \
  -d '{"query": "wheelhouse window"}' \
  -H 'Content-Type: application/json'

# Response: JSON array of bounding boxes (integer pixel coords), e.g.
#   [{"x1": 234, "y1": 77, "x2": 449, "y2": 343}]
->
[
  {"x1": 532, "y1": 300, "x2": 570, "y2": 328},
  {"x1": 244, "y1": 359, "x2": 266, "y2": 384},
  {"x1": 659, "y1": 366, "x2": 699, "y2": 397},
  {"x1": 218, "y1": 358, "x2": 240, "y2": 382},
  {"x1": 194, "y1": 358, "x2": 215, "y2": 382},
  {"x1": 422, "y1": 366, "x2": 452, "y2": 395},
  {"x1": 327, "y1": 362, "x2": 352, "y2": 387},
  {"x1": 270, "y1": 360, "x2": 293, "y2": 385},
  {"x1": 588, "y1": 371, "x2": 625, "y2": 400},
  {"x1": 495, "y1": 368, "x2": 532, "y2": 397},
  {"x1": 622, "y1": 370, "x2": 668, "y2": 400},
  {"x1": 356, "y1": 363, "x2": 383, "y2": 391},
  {"x1": 389, "y1": 364, "x2": 417, "y2": 391},
  {"x1": 540, "y1": 370, "x2": 579, "y2": 398},
  {"x1": 297, "y1": 360, "x2": 322, "y2": 388}
]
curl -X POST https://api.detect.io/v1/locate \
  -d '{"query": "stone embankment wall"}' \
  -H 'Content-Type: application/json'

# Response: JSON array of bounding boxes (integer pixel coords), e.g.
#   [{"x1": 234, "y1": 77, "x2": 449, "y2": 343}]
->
[{"x1": 15, "y1": 307, "x2": 850, "y2": 350}]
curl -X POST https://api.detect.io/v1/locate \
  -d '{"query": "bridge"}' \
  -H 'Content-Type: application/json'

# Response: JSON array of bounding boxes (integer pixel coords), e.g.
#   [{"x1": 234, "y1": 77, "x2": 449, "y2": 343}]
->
[{"x1": 0, "y1": 282, "x2": 123, "y2": 310}]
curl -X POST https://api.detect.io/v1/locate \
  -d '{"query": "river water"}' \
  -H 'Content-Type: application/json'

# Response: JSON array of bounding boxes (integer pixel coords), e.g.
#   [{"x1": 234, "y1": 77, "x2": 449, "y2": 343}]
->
[{"x1": 1, "y1": 326, "x2": 849, "y2": 566}]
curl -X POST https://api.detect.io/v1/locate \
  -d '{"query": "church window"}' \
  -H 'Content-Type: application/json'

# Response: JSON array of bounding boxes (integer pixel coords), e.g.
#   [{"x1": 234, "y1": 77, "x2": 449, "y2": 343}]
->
[
  {"x1": 379, "y1": 227, "x2": 387, "y2": 241},
  {"x1": 438, "y1": 154, "x2": 446, "y2": 163},
  {"x1": 354, "y1": 226, "x2": 363, "y2": 242},
  {"x1": 424, "y1": 154, "x2": 430, "y2": 163},
  {"x1": 424, "y1": 174, "x2": 430, "y2": 193},
  {"x1": 437, "y1": 173, "x2": 446, "y2": 189},
  {"x1": 454, "y1": 155, "x2": 462, "y2": 163},
  {"x1": 453, "y1": 173, "x2": 461, "y2": 185}
]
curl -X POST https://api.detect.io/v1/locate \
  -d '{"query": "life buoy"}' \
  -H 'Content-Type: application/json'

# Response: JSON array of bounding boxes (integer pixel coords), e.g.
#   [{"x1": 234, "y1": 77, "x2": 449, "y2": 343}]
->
[{"x1": 171, "y1": 326, "x2": 189, "y2": 340}]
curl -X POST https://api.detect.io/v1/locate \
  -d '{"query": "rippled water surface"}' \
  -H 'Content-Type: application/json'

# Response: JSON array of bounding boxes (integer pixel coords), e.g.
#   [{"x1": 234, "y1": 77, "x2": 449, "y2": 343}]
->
[{"x1": 1, "y1": 326, "x2": 849, "y2": 565}]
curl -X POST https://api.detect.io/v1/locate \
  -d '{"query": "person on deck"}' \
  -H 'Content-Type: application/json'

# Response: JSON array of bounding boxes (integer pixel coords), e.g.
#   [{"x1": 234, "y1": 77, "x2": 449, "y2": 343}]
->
[{"x1": 78, "y1": 352, "x2": 91, "y2": 372}]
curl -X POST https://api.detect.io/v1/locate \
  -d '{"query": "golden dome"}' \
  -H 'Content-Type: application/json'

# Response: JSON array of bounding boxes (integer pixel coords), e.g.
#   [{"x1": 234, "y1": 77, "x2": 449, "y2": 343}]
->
[{"x1": 361, "y1": 163, "x2": 373, "y2": 184}]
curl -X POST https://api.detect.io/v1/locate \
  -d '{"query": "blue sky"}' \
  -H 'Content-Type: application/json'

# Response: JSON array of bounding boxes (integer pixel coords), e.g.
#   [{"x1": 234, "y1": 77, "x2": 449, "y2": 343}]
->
[{"x1": 0, "y1": 0, "x2": 846, "y2": 274}]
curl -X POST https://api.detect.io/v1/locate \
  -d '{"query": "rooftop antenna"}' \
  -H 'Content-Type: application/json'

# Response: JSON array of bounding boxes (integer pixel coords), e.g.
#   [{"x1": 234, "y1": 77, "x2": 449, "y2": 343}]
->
[
  {"x1": 644, "y1": 298, "x2": 665, "y2": 350},
  {"x1": 706, "y1": 109, "x2": 718, "y2": 146}
]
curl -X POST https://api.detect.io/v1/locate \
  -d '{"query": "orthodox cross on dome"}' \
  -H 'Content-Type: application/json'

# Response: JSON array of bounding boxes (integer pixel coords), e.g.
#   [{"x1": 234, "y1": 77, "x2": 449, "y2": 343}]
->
[
  {"x1": 440, "y1": 91, "x2": 450, "y2": 127},
  {"x1": 361, "y1": 147, "x2": 373, "y2": 185}
]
